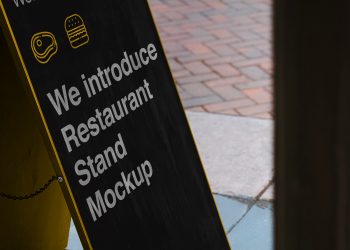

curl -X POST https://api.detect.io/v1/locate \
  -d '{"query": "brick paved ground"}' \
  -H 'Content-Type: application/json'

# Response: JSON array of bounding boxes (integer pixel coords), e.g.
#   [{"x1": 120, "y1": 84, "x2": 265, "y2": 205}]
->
[{"x1": 149, "y1": 0, "x2": 273, "y2": 119}]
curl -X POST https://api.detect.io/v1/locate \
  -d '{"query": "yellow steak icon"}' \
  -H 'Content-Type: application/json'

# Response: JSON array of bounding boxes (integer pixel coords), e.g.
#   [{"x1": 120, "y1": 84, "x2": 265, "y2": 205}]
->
[
  {"x1": 31, "y1": 32, "x2": 58, "y2": 64},
  {"x1": 65, "y1": 14, "x2": 89, "y2": 49}
]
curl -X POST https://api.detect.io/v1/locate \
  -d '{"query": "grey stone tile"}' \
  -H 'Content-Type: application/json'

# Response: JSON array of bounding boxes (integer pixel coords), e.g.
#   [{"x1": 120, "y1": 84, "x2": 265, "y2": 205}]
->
[
  {"x1": 228, "y1": 203, "x2": 273, "y2": 250},
  {"x1": 187, "y1": 111, "x2": 273, "y2": 198}
]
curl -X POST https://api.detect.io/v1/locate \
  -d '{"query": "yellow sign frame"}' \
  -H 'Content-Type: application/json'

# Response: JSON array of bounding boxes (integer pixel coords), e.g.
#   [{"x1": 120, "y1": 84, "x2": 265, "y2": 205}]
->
[{"x1": 0, "y1": 2, "x2": 93, "y2": 249}]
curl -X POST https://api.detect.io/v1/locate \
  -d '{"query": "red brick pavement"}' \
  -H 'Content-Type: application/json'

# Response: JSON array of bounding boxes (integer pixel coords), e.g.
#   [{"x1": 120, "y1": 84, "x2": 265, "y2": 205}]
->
[{"x1": 149, "y1": 0, "x2": 273, "y2": 119}]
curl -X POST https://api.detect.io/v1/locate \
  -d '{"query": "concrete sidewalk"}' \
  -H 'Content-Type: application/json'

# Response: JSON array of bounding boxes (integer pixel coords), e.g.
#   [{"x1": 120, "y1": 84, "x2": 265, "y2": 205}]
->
[
  {"x1": 187, "y1": 111, "x2": 273, "y2": 200},
  {"x1": 188, "y1": 111, "x2": 273, "y2": 249},
  {"x1": 67, "y1": 111, "x2": 273, "y2": 249}
]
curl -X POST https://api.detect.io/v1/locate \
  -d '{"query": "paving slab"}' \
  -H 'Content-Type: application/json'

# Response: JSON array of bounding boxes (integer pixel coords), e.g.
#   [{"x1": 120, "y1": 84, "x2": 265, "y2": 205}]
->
[
  {"x1": 186, "y1": 111, "x2": 273, "y2": 199},
  {"x1": 228, "y1": 203, "x2": 273, "y2": 250}
]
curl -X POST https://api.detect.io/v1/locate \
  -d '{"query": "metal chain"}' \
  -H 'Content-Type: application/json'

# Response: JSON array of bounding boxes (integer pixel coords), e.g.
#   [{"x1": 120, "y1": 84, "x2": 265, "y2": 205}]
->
[{"x1": 0, "y1": 176, "x2": 63, "y2": 200}]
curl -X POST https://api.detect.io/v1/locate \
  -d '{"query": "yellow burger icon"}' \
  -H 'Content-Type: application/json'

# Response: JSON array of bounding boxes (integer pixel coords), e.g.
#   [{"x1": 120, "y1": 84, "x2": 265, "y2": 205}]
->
[
  {"x1": 31, "y1": 32, "x2": 58, "y2": 64},
  {"x1": 65, "y1": 14, "x2": 89, "y2": 49}
]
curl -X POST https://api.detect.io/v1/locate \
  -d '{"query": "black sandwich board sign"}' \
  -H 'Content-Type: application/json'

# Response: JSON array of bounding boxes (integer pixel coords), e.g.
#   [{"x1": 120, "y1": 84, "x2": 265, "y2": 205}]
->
[{"x1": 0, "y1": 0, "x2": 230, "y2": 249}]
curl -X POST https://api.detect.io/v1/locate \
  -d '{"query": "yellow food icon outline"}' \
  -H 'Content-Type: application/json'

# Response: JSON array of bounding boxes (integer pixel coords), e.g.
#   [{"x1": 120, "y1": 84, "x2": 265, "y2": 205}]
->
[
  {"x1": 31, "y1": 31, "x2": 58, "y2": 64},
  {"x1": 65, "y1": 14, "x2": 89, "y2": 49}
]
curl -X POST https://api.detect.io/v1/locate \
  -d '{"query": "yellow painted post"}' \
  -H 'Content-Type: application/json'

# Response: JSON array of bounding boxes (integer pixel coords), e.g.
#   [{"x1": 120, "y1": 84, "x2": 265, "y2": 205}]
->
[{"x1": 0, "y1": 30, "x2": 71, "y2": 249}]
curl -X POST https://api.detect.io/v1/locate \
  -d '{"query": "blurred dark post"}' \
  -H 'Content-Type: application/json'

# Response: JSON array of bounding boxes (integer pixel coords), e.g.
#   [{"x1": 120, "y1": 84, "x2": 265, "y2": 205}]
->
[{"x1": 274, "y1": 0, "x2": 350, "y2": 249}]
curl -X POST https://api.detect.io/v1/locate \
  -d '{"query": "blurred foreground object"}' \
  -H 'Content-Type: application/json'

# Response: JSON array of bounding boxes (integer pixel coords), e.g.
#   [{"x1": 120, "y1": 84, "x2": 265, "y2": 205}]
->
[{"x1": 0, "y1": 30, "x2": 70, "y2": 250}]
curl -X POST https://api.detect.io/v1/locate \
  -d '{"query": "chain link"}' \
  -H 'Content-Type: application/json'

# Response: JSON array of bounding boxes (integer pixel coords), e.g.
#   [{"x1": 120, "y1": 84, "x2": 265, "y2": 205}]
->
[{"x1": 0, "y1": 176, "x2": 61, "y2": 200}]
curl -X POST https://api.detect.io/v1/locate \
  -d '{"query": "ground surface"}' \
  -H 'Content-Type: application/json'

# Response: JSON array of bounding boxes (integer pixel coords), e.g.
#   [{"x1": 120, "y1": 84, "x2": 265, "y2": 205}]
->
[{"x1": 149, "y1": 1, "x2": 274, "y2": 249}]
